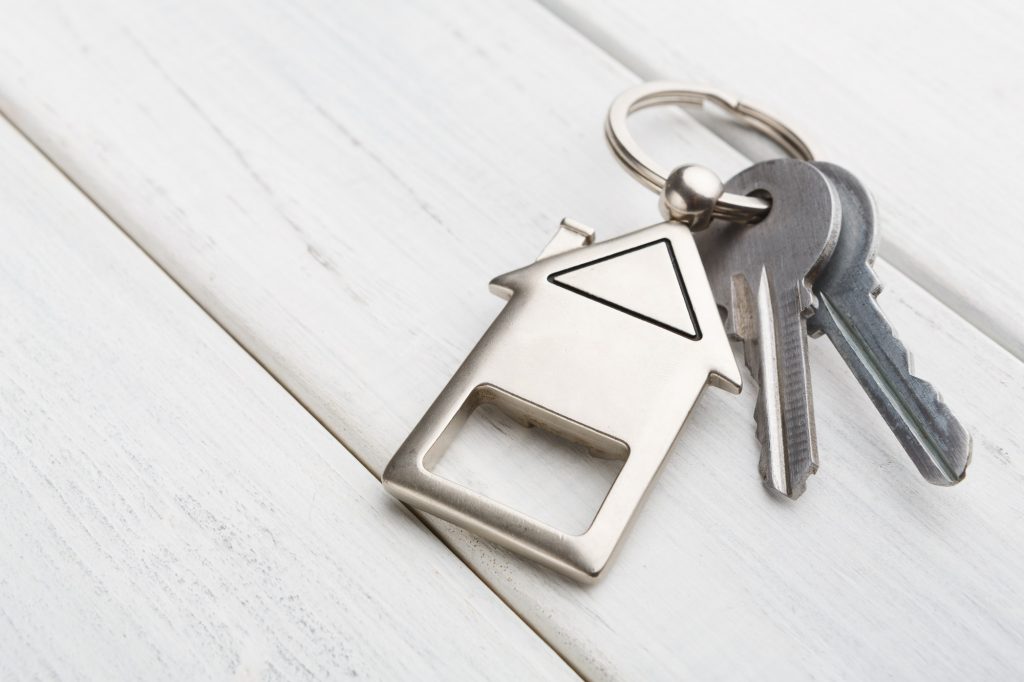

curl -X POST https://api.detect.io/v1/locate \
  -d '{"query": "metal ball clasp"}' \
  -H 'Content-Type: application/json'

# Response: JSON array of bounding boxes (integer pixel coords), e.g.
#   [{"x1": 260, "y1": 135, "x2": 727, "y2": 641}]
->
[{"x1": 605, "y1": 81, "x2": 814, "y2": 225}]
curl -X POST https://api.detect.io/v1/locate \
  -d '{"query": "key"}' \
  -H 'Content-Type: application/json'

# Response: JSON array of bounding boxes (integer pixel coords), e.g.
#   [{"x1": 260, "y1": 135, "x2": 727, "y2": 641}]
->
[
  {"x1": 697, "y1": 159, "x2": 841, "y2": 498},
  {"x1": 807, "y1": 162, "x2": 972, "y2": 484}
]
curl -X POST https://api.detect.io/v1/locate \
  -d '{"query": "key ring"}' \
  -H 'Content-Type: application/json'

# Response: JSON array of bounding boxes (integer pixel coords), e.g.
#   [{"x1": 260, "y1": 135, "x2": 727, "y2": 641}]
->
[{"x1": 606, "y1": 81, "x2": 814, "y2": 224}]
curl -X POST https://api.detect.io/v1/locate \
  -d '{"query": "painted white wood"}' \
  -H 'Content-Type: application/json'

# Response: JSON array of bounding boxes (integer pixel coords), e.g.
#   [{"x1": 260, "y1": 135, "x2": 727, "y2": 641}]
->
[
  {"x1": 0, "y1": 0, "x2": 1021, "y2": 679},
  {"x1": 543, "y1": 0, "x2": 1024, "y2": 360},
  {"x1": 0, "y1": 115, "x2": 575, "y2": 679}
]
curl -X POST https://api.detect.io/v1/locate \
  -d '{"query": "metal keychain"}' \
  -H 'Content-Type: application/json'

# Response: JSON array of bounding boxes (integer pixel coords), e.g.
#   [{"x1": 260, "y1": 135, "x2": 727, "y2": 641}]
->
[
  {"x1": 384, "y1": 81, "x2": 970, "y2": 581},
  {"x1": 381, "y1": 88, "x2": 799, "y2": 582}
]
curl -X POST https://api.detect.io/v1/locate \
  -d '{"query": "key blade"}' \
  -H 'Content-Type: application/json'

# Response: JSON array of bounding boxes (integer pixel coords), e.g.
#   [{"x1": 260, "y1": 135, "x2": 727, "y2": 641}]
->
[
  {"x1": 753, "y1": 267, "x2": 819, "y2": 499},
  {"x1": 702, "y1": 160, "x2": 839, "y2": 500},
  {"x1": 815, "y1": 288, "x2": 972, "y2": 485}
]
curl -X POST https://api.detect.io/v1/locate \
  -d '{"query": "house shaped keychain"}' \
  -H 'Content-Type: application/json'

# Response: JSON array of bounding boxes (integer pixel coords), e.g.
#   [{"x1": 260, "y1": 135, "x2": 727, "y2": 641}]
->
[
  {"x1": 384, "y1": 169, "x2": 745, "y2": 581},
  {"x1": 383, "y1": 84, "x2": 808, "y2": 580}
]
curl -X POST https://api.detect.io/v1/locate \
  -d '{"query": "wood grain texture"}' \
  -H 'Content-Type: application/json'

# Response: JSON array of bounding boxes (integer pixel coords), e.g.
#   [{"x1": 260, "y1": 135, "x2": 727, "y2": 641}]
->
[
  {"x1": 0, "y1": 115, "x2": 574, "y2": 680},
  {"x1": 543, "y1": 0, "x2": 1024, "y2": 360},
  {"x1": 0, "y1": 0, "x2": 1021, "y2": 679}
]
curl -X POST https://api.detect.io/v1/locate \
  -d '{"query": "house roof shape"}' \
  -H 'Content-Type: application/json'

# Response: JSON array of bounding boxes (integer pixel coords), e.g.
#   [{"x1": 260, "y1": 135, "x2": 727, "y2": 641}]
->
[{"x1": 549, "y1": 238, "x2": 701, "y2": 340}]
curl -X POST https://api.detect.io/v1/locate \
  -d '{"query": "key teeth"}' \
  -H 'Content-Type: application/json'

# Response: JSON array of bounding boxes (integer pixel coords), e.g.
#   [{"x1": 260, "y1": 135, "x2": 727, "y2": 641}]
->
[
  {"x1": 818, "y1": 284, "x2": 973, "y2": 485},
  {"x1": 799, "y1": 283, "x2": 819, "y2": 319},
  {"x1": 728, "y1": 275, "x2": 759, "y2": 375},
  {"x1": 862, "y1": 296, "x2": 973, "y2": 482},
  {"x1": 727, "y1": 275, "x2": 752, "y2": 338}
]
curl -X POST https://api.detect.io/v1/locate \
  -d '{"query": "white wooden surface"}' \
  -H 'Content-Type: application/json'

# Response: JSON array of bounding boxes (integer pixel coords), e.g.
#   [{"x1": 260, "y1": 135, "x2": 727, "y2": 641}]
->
[
  {"x1": 0, "y1": 0, "x2": 1021, "y2": 679},
  {"x1": 544, "y1": 0, "x2": 1024, "y2": 360},
  {"x1": 0, "y1": 112, "x2": 573, "y2": 680}
]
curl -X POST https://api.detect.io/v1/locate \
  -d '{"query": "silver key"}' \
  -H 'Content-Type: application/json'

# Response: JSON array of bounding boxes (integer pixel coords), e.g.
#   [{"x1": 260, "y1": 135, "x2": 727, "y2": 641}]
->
[
  {"x1": 698, "y1": 159, "x2": 841, "y2": 498},
  {"x1": 808, "y1": 162, "x2": 972, "y2": 484}
]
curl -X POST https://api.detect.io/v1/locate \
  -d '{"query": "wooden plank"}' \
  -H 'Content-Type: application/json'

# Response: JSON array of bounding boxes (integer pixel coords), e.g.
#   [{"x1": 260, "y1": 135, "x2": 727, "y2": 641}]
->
[
  {"x1": 0, "y1": 0, "x2": 1021, "y2": 679},
  {"x1": 542, "y1": 0, "x2": 1024, "y2": 359},
  {"x1": 0, "y1": 115, "x2": 575, "y2": 679}
]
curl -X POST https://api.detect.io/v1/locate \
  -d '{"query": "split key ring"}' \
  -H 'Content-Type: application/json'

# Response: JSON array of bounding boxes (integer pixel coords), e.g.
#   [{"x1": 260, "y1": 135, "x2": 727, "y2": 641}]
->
[{"x1": 605, "y1": 82, "x2": 814, "y2": 225}]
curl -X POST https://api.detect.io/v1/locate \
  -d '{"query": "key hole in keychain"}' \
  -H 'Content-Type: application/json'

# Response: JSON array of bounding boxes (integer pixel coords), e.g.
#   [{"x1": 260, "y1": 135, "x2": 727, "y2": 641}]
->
[
  {"x1": 745, "y1": 189, "x2": 773, "y2": 223},
  {"x1": 427, "y1": 386, "x2": 626, "y2": 535}
]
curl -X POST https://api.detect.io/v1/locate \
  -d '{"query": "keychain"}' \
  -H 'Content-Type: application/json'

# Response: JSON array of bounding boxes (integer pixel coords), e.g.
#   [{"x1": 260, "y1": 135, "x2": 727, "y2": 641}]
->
[{"x1": 383, "y1": 82, "x2": 971, "y2": 581}]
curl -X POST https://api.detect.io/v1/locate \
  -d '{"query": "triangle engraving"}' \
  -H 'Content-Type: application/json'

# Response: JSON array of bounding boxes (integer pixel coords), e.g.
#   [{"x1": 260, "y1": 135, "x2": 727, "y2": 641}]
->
[{"x1": 548, "y1": 239, "x2": 702, "y2": 340}]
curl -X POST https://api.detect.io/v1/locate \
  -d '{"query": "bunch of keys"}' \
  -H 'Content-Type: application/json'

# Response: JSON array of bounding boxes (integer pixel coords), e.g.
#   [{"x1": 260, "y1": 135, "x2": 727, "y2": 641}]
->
[{"x1": 384, "y1": 82, "x2": 971, "y2": 581}]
